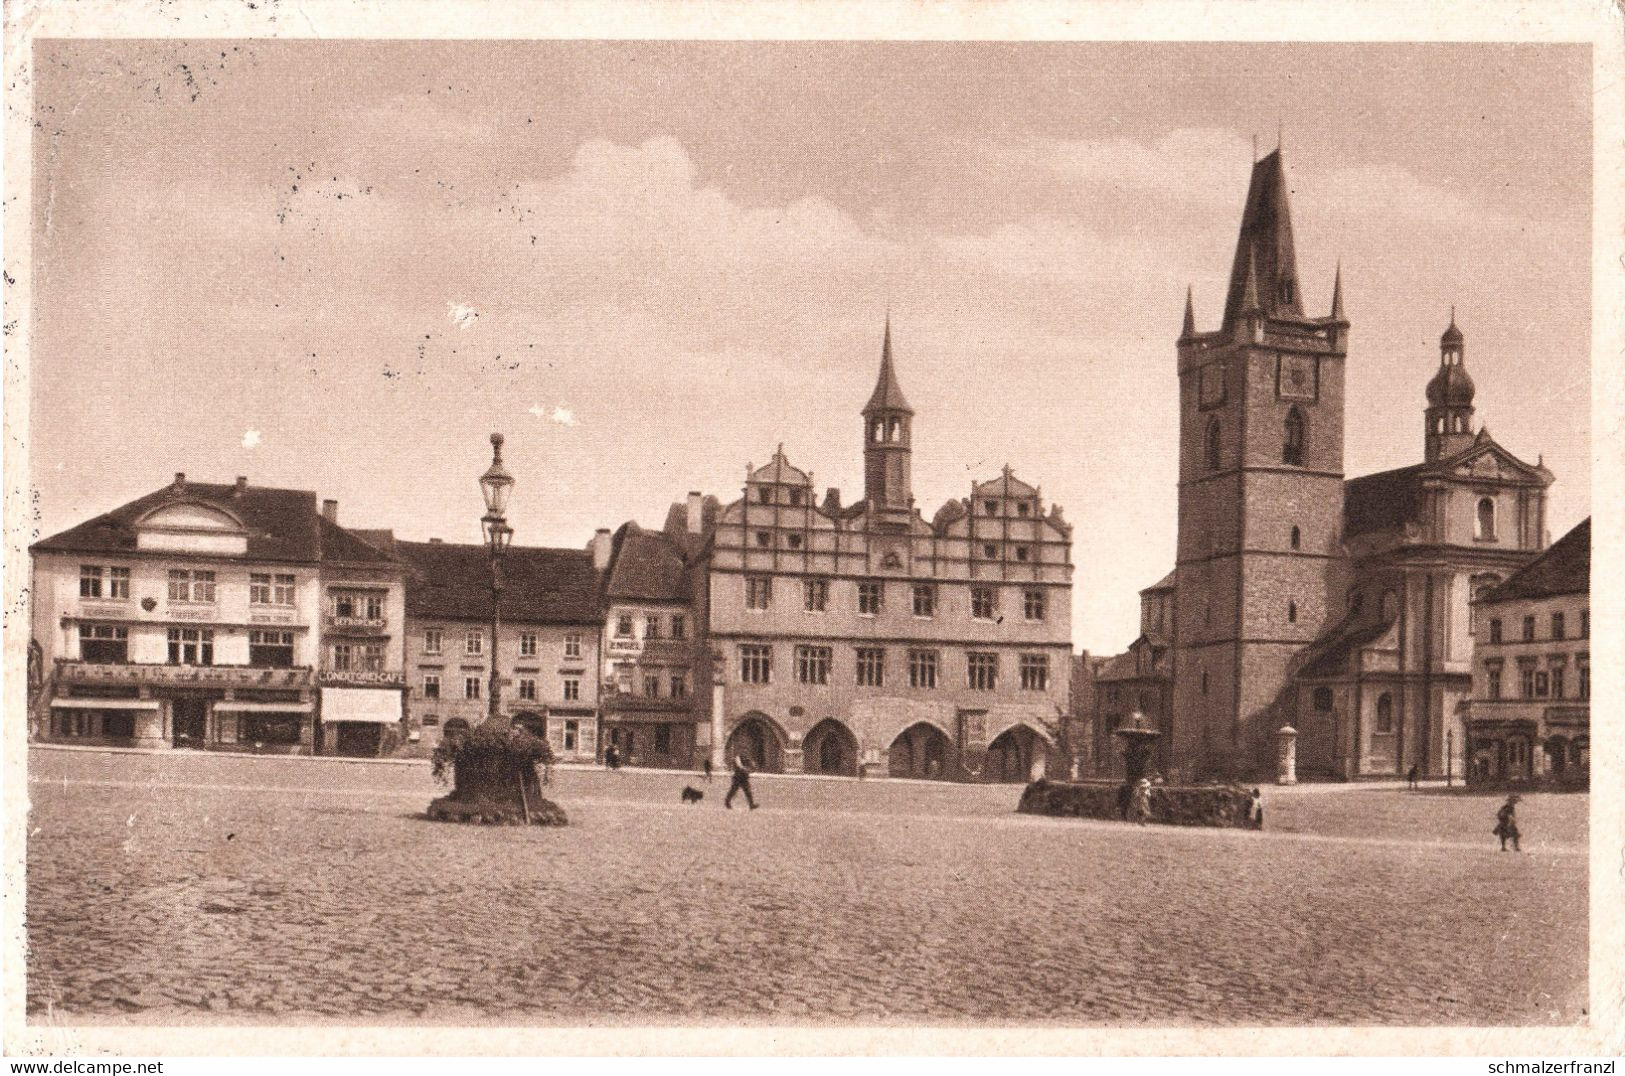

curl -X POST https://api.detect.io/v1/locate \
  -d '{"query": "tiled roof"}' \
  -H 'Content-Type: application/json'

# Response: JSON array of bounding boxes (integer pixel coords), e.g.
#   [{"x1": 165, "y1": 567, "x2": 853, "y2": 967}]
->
[
  {"x1": 1142, "y1": 569, "x2": 1176, "y2": 593},
  {"x1": 749, "y1": 447, "x2": 810, "y2": 487},
  {"x1": 605, "y1": 523, "x2": 688, "y2": 603},
  {"x1": 1222, "y1": 150, "x2": 1303, "y2": 329},
  {"x1": 1342, "y1": 463, "x2": 1426, "y2": 538},
  {"x1": 1297, "y1": 619, "x2": 1394, "y2": 680},
  {"x1": 1482, "y1": 518, "x2": 1589, "y2": 603},
  {"x1": 30, "y1": 478, "x2": 395, "y2": 565},
  {"x1": 1095, "y1": 650, "x2": 1139, "y2": 682},
  {"x1": 398, "y1": 540, "x2": 602, "y2": 625}
]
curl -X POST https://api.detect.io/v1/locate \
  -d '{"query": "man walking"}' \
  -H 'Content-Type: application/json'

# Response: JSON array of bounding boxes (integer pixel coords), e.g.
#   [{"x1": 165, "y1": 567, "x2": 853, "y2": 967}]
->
[
  {"x1": 1494, "y1": 794, "x2": 1522, "y2": 852},
  {"x1": 1407, "y1": 764, "x2": 1419, "y2": 791},
  {"x1": 725, "y1": 752, "x2": 758, "y2": 810}
]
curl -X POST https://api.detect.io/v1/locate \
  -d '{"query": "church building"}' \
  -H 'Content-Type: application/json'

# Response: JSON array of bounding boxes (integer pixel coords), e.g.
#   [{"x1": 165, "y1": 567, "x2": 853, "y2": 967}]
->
[
  {"x1": 1143, "y1": 147, "x2": 1555, "y2": 782},
  {"x1": 706, "y1": 324, "x2": 1075, "y2": 781}
]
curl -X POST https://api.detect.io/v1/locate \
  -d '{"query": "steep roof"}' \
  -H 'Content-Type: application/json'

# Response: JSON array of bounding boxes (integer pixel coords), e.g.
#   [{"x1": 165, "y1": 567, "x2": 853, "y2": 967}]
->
[
  {"x1": 397, "y1": 540, "x2": 602, "y2": 624},
  {"x1": 31, "y1": 478, "x2": 395, "y2": 566},
  {"x1": 604, "y1": 523, "x2": 689, "y2": 603},
  {"x1": 1342, "y1": 462, "x2": 1427, "y2": 538},
  {"x1": 748, "y1": 447, "x2": 810, "y2": 487},
  {"x1": 1142, "y1": 569, "x2": 1177, "y2": 594},
  {"x1": 1297, "y1": 619, "x2": 1396, "y2": 680},
  {"x1": 1095, "y1": 651, "x2": 1140, "y2": 683},
  {"x1": 863, "y1": 317, "x2": 913, "y2": 415},
  {"x1": 1481, "y1": 518, "x2": 1589, "y2": 603},
  {"x1": 1222, "y1": 149, "x2": 1304, "y2": 330}
]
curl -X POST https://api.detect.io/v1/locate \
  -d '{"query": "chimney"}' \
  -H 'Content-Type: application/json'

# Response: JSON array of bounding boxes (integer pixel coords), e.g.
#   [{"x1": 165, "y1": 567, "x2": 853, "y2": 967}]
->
[
  {"x1": 234, "y1": 476, "x2": 248, "y2": 497},
  {"x1": 322, "y1": 499, "x2": 338, "y2": 524},
  {"x1": 592, "y1": 527, "x2": 612, "y2": 572},
  {"x1": 428, "y1": 537, "x2": 443, "y2": 544},
  {"x1": 686, "y1": 491, "x2": 703, "y2": 534},
  {"x1": 173, "y1": 472, "x2": 186, "y2": 489}
]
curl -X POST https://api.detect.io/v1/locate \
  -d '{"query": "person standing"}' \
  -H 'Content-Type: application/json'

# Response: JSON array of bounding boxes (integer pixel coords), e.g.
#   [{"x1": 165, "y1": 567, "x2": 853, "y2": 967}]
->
[
  {"x1": 1130, "y1": 778, "x2": 1153, "y2": 825},
  {"x1": 702, "y1": 757, "x2": 714, "y2": 784},
  {"x1": 725, "y1": 752, "x2": 758, "y2": 810},
  {"x1": 1494, "y1": 794, "x2": 1522, "y2": 852},
  {"x1": 1407, "y1": 764, "x2": 1419, "y2": 791}
]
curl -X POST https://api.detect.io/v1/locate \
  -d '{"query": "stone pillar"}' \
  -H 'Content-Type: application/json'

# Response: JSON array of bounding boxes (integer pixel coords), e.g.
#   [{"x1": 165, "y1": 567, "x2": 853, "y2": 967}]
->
[
  {"x1": 1277, "y1": 724, "x2": 1298, "y2": 786},
  {"x1": 709, "y1": 680, "x2": 726, "y2": 772}
]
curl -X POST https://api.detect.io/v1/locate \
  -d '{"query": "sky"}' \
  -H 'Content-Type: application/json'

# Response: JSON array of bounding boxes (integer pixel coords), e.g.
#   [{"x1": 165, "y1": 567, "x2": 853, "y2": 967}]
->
[{"x1": 28, "y1": 41, "x2": 1592, "y2": 653}]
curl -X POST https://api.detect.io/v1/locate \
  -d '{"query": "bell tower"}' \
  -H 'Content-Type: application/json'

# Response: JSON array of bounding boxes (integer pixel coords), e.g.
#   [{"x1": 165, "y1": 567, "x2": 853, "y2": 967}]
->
[
  {"x1": 1425, "y1": 310, "x2": 1476, "y2": 461},
  {"x1": 862, "y1": 317, "x2": 914, "y2": 529},
  {"x1": 1171, "y1": 148, "x2": 1351, "y2": 780}
]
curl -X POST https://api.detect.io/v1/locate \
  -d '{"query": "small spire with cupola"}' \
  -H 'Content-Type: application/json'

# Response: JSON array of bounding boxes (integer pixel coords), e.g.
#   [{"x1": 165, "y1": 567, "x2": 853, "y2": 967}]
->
[
  {"x1": 862, "y1": 314, "x2": 915, "y2": 529},
  {"x1": 1425, "y1": 306, "x2": 1477, "y2": 462}
]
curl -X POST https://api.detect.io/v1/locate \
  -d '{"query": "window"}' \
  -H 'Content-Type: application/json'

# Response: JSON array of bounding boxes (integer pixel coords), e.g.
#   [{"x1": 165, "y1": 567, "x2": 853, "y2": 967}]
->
[
  {"x1": 1019, "y1": 654, "x2": 1049, "y2": 691},
  {"x1": 644, "y1": 674, "x2": 661, "y2": 698},
  {"x1": 669, "y1": 673, "x2": 687, "y2": 699},
  {"x1": 1283, "y1": 407, "x2": 1305, "y2": 466},
  {"x1": 519, "y1": 678, "x2": 538, "y2": 702},
  {"x1": 985, "y1": 500, "x2": 999, "y2": 515},
  {"x1": 909, "y1": 649, "x2": 939, "y2": 689},
  {"x1": 78, "y1": 624, "x2": 128, "y2": 664},
  {"x1": 616, "y1": 613, "x2": 634, "y2": 637},
  {"x1": 1375, "y1": 693, "x2": 1394, "y2": 734},
  {"x1": 1522, "y1": 616, "x2": 1536, "y2": 643},
  {"x1": 654, "y1": 725, "x2": 672, "y2": 754},
  {"x1": 1476, "y1": 497, "x2": 1496, "y2": 540},
  {"x1": 423, "y1": 629, "x2": 443, "y2": 654},
  {"x1": 108, "y1": 567, "x2": 130, "y2": 599},
  {"x1": 1023, "y1": 589, "x2": 1047, "y2": 622},
  {"x1": 1486, "y1": 666, "x2": 1501, "y2": 700},
  {"x1": 241, "y1": 714, "x2": 302, "y2": 745},
  {"x1": 334, "y1": 592, "x2": 356, "y2": 617},
  {"x1": 804, "y1": 579, "x2": 828, "y2": 612},
  {"x1": 421, "y1": 714, "x2": 440, "y2": 727},
  {"x1": 250, "y1": 572, "x2": 296, "y2": 605},
  {"x1": 755, "y1": 531, "x2": 772, "y2": 548},
  {"x1": 644, "y1": 617, "x2": 661, "y2": 640},
  {"x1": 669, "y1": 616, "x2": 686, "y2": 641},
  {"x1": 1015, "y1": 546, "x2": 1030, "y2": 562},
  {"x1": 359, "y1": 644, "x2": 386, "y2": 672},
  {"x1": 1578, "y1": 660, "x2": 1590, "y2": 700},
  {"x1": 563, "y1": 720, "x2": 579, "y2": 752},
  {"x1": 331, "y1": 642, "x2": 353, "y2": 671},
  {"x1": 1312, "y1": 686, "x2": 1333, "y2": 712},
  {"x1": 1201, "y1": 670, "x2": 1209, "y2": 695},
  {"x1": 746, "y1": 577, "x2": 772, "y2": 610},
  {"x1": 1551, "y1": 612, "x2": 1565, "y2": 641},
  {"x1": 786, "y1": 533, "x2": 803, "y2": 550},
  {"x1": 191, "y1": 571, "x2": 217, "y2": 603},
  {"x1": 1017, "y1": 502, "x2": 1031, "y2": 517},
  {"x1": 1520, "y1": 665, "x2": 1536, "y2": 699},
  {"x1": 971, "y1": 587, "x2": 997, "y2": 621},
  {"x1": 1581, "y1": 608, "x2": 1589, "y2": 638},
  {"x1": 1551, "y1": 666, "x2": 1565, "y2": 699},
  {"x1": 795, "y1": 645, "x2": 831, "y2": 685},
  {"x1": 912, "y1": 585, "x2": 936, "y2": 618},
  {"x1": 466, "y1": 630, "x2": 484, "y2": 655},
  {"x1": 982, "y1": 543, "x2": 998, "y2": 559},
  {"x1": 249, "y1": 630, "x2": 294, "y2": 668},
  {"x1": 1489, "y1": 618, "x2": 1502, "y2": 644},
  {"x1": 364, "y1": 594, "x2": 383, "y2": 620},
  {"x1": 274, "y1": 574, "x2": 295, "y2": 604},
  {"x1": 739, "y1": 645, "x2": 772, "y2": 684},
  {"x1": 465, "y1": 677, "x2": 482, "y2": 700},
  {"x1": 856, "y1": 647, "x2": 885, "y2": 687},
  {"x1": 564, "y1": 632, "x2": 582, "y2": 658},
  {"x1": 757, "y1": 486, "x2": 774, "y2": 504},
  {"x1": 79, "y1": 566, "x2": 103, "y2": 598},
  {"x1": 1533, "y1": 671, "x2": 1549, "y2": 698},
  {"x1": 858, "y1": 581, "x2": 883, "y2": 616},
  {"x1": 563, "y1": 677, "x2": 581, "y2": 701},
  {"x1": 968, "y1": 652, "x2": 998, "y2": 691},
  {"x1": 167, "y1": 628, "x2": 214, "y2": 666},
  {"x1": 1288, "y1": 601, "x2": 1298, "y2": 624},
  {"x1": 423, "y1": 674, "x2": 441, "y2": 699},
  {"x1": 1206, "y1": 418, "x2": 1222, "y2": 471},
  {"x1": 520, "y1": 632, "x2": 538, "y2": 657},
  {"x1": 1290, "y1": 526, "x2": 1301, "y2": 551},
  {"x1": 168, "y1": 569, "x2": 191, "y2": 601},
  {"x1": 788, "y1": 488, "x2": 803, "y2": 507}
]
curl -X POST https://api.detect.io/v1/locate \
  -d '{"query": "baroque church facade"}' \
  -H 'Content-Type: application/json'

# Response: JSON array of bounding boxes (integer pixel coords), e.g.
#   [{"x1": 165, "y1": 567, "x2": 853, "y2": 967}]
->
[
  {"x1": 707, "y1": 324, "x2": 1075, "y2": 781},
  {"x1": 1145, "y1": 148, "x2": 1553, "y2": 782}
]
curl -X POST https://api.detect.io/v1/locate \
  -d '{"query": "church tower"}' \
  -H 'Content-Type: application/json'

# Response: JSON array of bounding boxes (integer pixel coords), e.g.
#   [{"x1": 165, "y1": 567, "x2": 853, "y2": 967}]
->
[
  {"x1": 862, "y1": 317, "x2": 914, "y2": 530},
  {"x1": 1171, "y1": 149, "x2": 1351, "y2": 779},
  {"x1": 1424, "y1": 311, "x2": 1476, "y2": 461}
]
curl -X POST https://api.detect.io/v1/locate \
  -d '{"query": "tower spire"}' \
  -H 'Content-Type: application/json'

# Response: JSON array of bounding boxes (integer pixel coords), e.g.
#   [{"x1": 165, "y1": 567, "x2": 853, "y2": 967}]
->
[
  {"x1": 1222, "y1": 148, "x2": 1302, "y2": 329},
  {"x1": 1182, "y1": 285, "x2": 1196, "y2": 338},
  {"x1": 864, "y1": 315, "x2": 912, "y2": 415},
  {"x1": 1330, "y1": 261, "x2": 1345, "y2": 321}
]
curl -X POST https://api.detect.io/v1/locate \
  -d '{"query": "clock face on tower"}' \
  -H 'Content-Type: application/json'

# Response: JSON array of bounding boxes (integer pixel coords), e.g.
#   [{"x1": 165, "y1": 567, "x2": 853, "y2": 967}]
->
[{"x1": 1277, "y1": 354, "x2": 1318, "y2": 401}]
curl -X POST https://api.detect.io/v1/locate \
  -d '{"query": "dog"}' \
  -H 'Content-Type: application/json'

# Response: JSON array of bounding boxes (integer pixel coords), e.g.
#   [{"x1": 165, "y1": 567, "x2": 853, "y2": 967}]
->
[{"x1": 680, "y1": 786, "x2": 704, "y2": 805}]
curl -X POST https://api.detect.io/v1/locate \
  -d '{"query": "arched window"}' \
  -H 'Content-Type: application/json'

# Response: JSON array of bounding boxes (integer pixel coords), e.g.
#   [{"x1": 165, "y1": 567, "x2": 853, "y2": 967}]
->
[
  {"x1": 887, "y1": 418, "x2": 900, "y2": 441},
  {"x1": 1312, "y1": 687, "x2": 1333, "y2": 712},
  {"x1": 1476, "y1": 497, "x2": 1496, "y2": 540},
  {"x1": 1288, "y1": 601, "x2": 1298, "y2": 623},
  {"x1": 1201, "y1": 670, "x2": 1209, "y2": 695},
  {"x1": 1283, "y1": 407, "x2": 1306, "y2": 466},
  {"x1": 1380, "y1": 589, "x2": 1397, "y2": 622},
  {"x1": 1206, "y1": 419, "x2": 1222, "y2": 472},
  {"x1": 1290, "y1": 525, "x2": 1301, "y2": 550},
  {"x1": 871, "y1": 420, "x2": 884, "y2": 443},
  {"x1": 1375, "y1": 693, "x2": 1394, "y2": 734}
]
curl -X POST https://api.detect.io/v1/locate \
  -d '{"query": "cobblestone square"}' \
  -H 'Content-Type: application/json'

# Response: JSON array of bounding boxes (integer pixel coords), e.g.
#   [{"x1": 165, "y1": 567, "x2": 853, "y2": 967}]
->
[{"x1": 26, "y1": 748, "x2": 1586, "y2": 1026}]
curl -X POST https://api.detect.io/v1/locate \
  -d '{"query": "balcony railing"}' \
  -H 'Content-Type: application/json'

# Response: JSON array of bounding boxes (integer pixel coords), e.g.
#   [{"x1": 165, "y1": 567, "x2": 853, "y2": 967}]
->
[
  {"x1": 55, "y1": 659, "x2": 314, "y2": 689},
  {"x1": 325, "y1": 614, "x2": 389, "y2": 635},
  {"x1": 603, "y1": 692, "x2": 697, "y2": 714}
]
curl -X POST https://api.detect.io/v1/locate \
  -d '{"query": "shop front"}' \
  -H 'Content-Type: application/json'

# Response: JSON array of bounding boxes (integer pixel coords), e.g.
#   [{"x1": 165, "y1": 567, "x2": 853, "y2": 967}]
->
[
  {"x1": 602, "y1": 697, "x2": 700, "y2": 769},
  {"x1": 318, "y1": 679, "x2": 405, "y2": 757},
  {"x1": 546, "y1": 707, "x2": 598, "y2": 763}
]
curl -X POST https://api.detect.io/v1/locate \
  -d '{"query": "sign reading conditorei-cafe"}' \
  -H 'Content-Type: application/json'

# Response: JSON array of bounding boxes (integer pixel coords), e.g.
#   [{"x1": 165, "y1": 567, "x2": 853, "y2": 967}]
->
[{"x1": 317, "y1": 669, "x2": 406, "y2": 689}]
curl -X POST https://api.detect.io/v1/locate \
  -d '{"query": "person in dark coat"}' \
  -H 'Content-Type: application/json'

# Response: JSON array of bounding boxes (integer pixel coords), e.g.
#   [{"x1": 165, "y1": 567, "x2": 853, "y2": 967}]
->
[
  {"x1": 1494, "y1": 794, "x2": 1522, "y2": 851},
  {"x1": 1407, "y1": 764, "x2": 1419, "y2": 791},
  {"x1": 725, "y1": 752, "x2": 758, "y2": 810},
  {"x1": 702, "y1": 757, "x2": 714, "y2": 783},
  {"x1": 1247, "y1": 787, "x2": 1264, "y2": 829},
  {"x1": 604, "y1": 744, "x2": 621, "y2": 771}
]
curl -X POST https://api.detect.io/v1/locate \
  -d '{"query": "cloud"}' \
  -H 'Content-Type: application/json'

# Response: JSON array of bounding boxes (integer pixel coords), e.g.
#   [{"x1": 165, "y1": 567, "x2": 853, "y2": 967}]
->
[
  {"x1": 241, "y1": 429, "x2": 261, "y2": 449},
  {"x1": 528, "y1": 402, "x2": 579, "y2": 427},
  {"x1": 448, "y1": 302, "x2": 479, "y2": 329}
]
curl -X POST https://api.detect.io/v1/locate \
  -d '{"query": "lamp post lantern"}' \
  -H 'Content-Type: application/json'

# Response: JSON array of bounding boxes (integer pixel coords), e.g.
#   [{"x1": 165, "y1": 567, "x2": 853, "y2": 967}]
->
[{"x1": 480, "y1": 432, "x2": 515, "y2": 724}]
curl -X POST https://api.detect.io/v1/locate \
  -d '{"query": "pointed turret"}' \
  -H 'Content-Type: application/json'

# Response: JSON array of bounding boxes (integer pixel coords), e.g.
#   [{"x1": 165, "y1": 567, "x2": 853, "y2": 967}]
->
[
  {"x1": 864, "y1": 315, "x2": 913, "y2": 416},
  {"x1": 1181, "y1": 285, "x2": 1196, "y2": 339},
  {"x1": 1221, "y1": 148, "x2": 1303, "y2": 330},
  {"x1": 1330, "y1": 262, "x2": 1346, "y2": 322}
]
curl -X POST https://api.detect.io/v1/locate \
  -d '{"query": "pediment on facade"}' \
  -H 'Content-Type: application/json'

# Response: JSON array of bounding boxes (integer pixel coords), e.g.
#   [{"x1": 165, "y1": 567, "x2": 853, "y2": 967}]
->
[
  {"x1": 136, "y1": 501, "x2": 247, "y2": 534},
  {"x1": 1438, "y1": 440, "x2": 1548, "y2": 486}
]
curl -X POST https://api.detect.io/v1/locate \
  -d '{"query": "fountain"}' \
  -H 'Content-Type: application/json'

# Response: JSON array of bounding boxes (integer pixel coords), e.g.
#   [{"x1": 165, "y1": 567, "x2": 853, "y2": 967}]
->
[
  {"x1": 1112, "y1": 709, "x2": 1163, "y2": 818},
  {"x1": 427, "y1": 717, "x2": 568, "y2": 826}
]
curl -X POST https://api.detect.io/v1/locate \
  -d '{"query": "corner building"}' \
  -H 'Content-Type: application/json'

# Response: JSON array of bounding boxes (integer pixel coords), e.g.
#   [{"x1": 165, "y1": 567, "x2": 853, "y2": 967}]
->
[{"x1": 707, "y1": 324, "x2": 1075, "y2": 781}]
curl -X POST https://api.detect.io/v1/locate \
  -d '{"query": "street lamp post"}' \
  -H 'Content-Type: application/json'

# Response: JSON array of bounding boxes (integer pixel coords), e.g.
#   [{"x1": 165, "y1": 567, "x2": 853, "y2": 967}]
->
[{"x1": 479, "y1": 432, "x2": 515, "y2": 725}]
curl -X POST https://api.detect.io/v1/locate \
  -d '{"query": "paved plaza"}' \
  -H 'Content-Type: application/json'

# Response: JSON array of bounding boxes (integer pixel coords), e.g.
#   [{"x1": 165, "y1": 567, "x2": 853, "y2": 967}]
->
[{"x1": 25, "y1": 747, "x2": 1587, "y2": 1026}]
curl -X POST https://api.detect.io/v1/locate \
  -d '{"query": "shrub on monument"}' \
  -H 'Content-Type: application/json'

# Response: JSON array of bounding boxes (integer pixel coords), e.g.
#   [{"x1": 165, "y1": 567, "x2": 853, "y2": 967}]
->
[{"x1": 428, "y1": 719, "x2": 567, "y2": 826}]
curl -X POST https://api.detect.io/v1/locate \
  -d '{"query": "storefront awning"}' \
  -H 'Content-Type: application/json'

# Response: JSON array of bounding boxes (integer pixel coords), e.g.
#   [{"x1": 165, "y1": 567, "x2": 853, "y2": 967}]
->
[
  {"x1": 320, "y1": 687, "x2": 401, "y2": 724},
  {"x1": 51, "y1": 698, "x2": 159, "y2": 710},
  {"x1": 216, "y1": 701, "x2": 314, "y2": 714}
]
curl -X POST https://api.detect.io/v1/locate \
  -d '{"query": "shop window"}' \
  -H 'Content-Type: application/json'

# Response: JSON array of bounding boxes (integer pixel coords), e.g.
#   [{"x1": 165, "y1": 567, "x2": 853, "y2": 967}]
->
[
  {"x1": 78, "y1": 623, "x2": 128, "y2": 664},
  {"x1": 249, "y1": 630, "x2": 295, "y2": 668},
  {"x1": 241, "y1": 714, "x2": 302, "y2": 745}
]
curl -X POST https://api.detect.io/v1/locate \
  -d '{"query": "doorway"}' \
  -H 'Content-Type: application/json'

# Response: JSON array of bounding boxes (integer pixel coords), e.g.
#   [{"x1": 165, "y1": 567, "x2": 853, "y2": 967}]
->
[{"x1": 171, "y1": 699, "x2": 207, "y2": 748}]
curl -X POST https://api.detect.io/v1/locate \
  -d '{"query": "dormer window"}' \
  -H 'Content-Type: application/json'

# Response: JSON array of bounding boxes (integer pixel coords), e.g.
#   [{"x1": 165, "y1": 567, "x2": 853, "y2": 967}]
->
[
  {"x1": 985, "y1": 500, "x2": 998, "y2": 515},
  {"x1": 983, "y1": 543, "x2": 998, "y2": 559},
  {"x1": 787, "y1": 488, "x2": 803, "y2": 507},
  {"x1": 1017, "y1": 502, "x2": 1030, "y2": 516},
  {"x1": 786, "y1": 533, "x2": 803, "y2": 550},
  {"x1": 755, "y1": 531, "x2": 771, "y2": 548},
  {"x1": 757, "y1": 487, "x2": 773, "y2": 504}
]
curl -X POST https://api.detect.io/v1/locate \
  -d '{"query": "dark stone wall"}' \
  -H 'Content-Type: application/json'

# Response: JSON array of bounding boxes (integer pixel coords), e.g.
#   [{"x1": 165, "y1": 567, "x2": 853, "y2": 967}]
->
[{"x1": 1016, "y1": 779, "x2": 1260, "y2": 829}]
